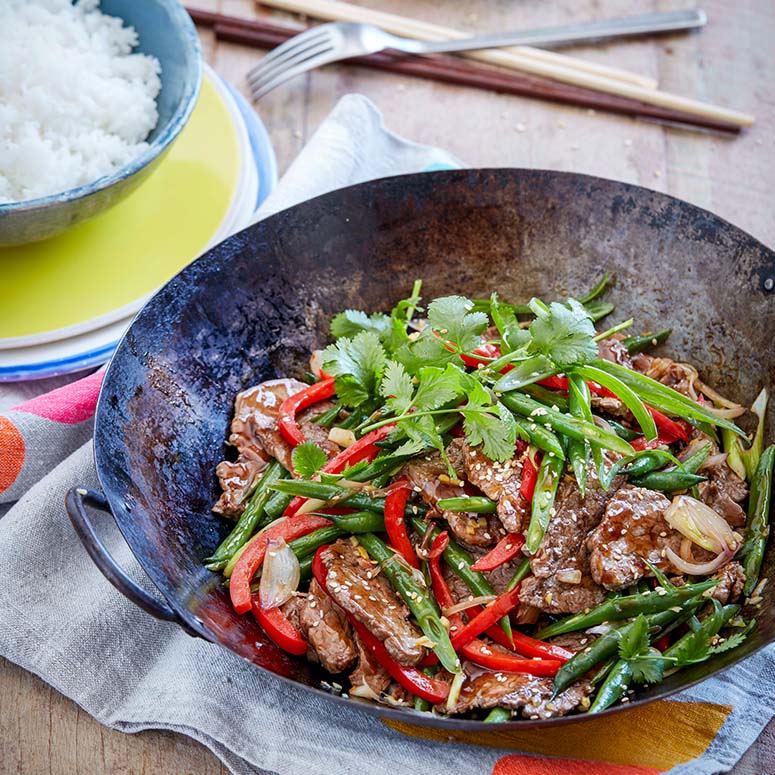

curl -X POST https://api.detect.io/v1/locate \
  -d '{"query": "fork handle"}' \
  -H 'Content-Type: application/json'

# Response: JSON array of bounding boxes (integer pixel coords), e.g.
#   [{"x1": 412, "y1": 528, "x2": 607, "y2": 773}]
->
[{"x1": 402, "y1": 10, "x2": 707, "y2": 54}]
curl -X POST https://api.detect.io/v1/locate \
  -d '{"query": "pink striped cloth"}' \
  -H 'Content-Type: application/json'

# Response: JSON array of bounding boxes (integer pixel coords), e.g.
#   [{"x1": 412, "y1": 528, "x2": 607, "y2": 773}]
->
[{"x1": 0, "y1": 371, "x2": 104, "y2": 503}]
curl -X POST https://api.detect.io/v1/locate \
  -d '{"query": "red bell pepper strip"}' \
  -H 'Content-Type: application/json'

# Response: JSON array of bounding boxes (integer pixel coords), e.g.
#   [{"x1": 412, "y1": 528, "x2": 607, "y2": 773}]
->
[
  {"x1": 278, "y1": 378, "x2": 336, "y2": 447},
  {"x1": 460, "y1": 343, "x2": 501, "y2": 369},
  {"x1": 539, "y1": 375, "x2": 617, "y2": 399},
  {"x1": 461, "y1": 638, "x2": 562, "y2": 677},
  {"x1": 470, "y1": 533, "x2": 525, "y2": 572},
  {"x1": 520, "y1": 452, "x2": 540, "y2": 503},
  {"x1": 251, "y1": 596, "x2": 308, "y2": 656},
  {"x1": 230, "y1": 514, "x2": 332, "y2": 614},
  {"x1": 449, "y1": 586, "x2": 521, "y2": 651},
  {"x1": 384, "y1": 481, "x2": 420, "y2": 569},
  {"x1": 630, "y1": 434, "x2": 676, "y2": 451},
  {"x1": 312, "y1": 547, "x2": 450, "y2": 703},
  {"x1": 506, "y1": 631, "x2": 573, "y2": 662},
  {"x1": 645, "y1": 405, "x2": 689, "y2": 442},
  {"x1": 284, "y1": 424, "x2": 396, "y2": 516}
]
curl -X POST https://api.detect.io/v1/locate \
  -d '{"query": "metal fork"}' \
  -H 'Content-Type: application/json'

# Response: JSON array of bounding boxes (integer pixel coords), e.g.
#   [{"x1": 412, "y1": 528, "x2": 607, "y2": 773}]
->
[{"x1": 247, "y1": 10, "x2": 706, "y2": 100}]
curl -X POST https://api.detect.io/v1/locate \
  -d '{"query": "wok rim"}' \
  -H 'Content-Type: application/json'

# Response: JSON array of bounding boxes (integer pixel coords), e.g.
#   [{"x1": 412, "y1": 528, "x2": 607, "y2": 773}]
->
[{"x1": 92, "y1": 166, "x2": 775, "y2": 731}]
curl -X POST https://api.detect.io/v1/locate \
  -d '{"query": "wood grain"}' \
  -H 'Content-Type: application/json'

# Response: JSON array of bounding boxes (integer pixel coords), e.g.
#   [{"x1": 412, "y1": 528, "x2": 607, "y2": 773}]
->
[{"x1": 2, "y1": 0, "x2": 774, "y2": 772}]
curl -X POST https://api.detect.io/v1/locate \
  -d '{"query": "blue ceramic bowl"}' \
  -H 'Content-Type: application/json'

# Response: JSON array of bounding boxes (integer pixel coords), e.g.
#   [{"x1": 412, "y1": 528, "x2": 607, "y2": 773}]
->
[{"x1": 0, "y1": 0, "x2": 202, "y2": 246}]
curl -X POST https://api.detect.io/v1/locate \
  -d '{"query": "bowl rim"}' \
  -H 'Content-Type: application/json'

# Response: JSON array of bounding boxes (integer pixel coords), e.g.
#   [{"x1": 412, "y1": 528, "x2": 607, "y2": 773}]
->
[{"x1": 0, "y1": 0, "x2": 203, "y2": 215}]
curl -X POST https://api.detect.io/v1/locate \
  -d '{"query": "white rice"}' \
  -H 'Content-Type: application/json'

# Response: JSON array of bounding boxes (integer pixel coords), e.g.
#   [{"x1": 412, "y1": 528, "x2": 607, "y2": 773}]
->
[{"x1": 0, "y1": 0, "x2": 162, "y2": 205}]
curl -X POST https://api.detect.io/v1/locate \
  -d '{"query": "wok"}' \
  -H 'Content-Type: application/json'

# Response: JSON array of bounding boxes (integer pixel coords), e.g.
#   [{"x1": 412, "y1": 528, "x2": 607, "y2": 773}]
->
[{"x1": 65, "y1": 169, "x2": 775, "y2": 730}]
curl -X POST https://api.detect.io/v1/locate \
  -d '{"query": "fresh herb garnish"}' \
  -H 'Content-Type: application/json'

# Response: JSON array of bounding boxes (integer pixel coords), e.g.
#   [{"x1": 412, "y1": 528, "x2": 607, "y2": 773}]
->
[{"x1": 292, "y1": 442, "x2": 328, "y2": 478}]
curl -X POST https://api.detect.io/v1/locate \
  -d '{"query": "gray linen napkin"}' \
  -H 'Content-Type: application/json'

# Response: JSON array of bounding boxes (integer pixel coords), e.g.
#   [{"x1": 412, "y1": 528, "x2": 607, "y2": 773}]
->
[{"x1": 1, "y1": 94, "x2": 774, "y2": 775}]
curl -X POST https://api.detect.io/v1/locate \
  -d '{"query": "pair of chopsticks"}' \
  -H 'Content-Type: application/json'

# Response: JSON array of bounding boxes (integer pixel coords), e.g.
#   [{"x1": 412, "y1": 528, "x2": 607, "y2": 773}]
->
[{"x1": 188, "y1": 5, "x2": 750, "y2": 132}]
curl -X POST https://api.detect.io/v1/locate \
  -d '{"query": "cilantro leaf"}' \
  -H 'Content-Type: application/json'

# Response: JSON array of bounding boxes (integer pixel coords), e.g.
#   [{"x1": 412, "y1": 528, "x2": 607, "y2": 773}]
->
[
  {"x1": 292, "y1": 442, "x2": 328, "y2": 478},
  {"x1": 412, "y1": 364, "x2": 464, "y2": 411},
  {"x1": 322, "y1": 332, "x2": 386, "y2": 408},
  {"x1": 399, "y1": 414, "x2": 446, "y2": 459},
  {"x1": 394, "y1": 330, "x2": 458, "y2": 375},
  {"x1": 618, "y1": 615, "x2": 649, "y2": 661},
  {"x1": 707, "y1": 620, "x2": 755, "y2": 655},
  {"x1": 380, "y1": 360, "x2": 414, "y2": 414},
  {"x1": 629, "y1": 648, "x2": 665, "y2": 684},
  {"x1": 528, "y1": 298, "x2": 597, "y2": 369},
  {"x1": 462, "y1": 402, "x2": 517, "y2": 462},
  {"x1": 330, "y1": 310, "x2": 390, "y2": 340},
  {"x1": 427, "y1": 295, "x2": 488, "y2": 352},
  {"x1": 490, "y1": 293, "x2": 529, "y2": 353},
  {"x1": 391, "y1": 436, "x2": 430, "y2": 458}
]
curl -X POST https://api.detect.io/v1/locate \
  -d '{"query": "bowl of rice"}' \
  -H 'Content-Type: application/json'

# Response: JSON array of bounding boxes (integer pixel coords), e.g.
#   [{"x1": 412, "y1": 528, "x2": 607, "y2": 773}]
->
[{"x1": 0, "y1": 0, "x2": 202, "y2": 246}]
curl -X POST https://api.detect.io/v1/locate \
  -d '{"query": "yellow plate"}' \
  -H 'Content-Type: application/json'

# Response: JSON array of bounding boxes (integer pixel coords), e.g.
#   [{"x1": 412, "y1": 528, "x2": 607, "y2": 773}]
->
[{"x1": 0, "y1": 74, "x2": 240, "y2": 343}]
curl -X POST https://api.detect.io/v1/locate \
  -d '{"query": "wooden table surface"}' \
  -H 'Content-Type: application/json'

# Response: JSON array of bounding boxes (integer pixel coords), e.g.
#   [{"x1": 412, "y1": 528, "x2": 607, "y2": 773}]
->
[{"x1": 2, "y1": 1, "x2": 774, "y2": 773}]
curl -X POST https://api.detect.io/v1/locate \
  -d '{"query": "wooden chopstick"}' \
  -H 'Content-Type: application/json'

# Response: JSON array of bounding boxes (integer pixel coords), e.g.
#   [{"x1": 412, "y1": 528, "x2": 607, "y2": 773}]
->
[
  {"x1": 188, "y1": 9, "x2": 740, "y2": 133},
  {"x1": 258, "y1": 0, "x2": 754, "y2": 128}
]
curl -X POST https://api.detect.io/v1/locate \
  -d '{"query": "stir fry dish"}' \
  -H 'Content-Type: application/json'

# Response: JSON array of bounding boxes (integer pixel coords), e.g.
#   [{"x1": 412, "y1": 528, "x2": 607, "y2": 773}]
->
[{"x1": 207, "y1": 276, "x2": 773, "y2": 719}]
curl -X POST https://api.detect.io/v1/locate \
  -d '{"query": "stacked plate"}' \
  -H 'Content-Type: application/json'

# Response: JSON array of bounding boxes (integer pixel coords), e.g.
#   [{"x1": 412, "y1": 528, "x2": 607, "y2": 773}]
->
[{"x1": 0, "y1": 65, "x2": 277, "y2": 381}]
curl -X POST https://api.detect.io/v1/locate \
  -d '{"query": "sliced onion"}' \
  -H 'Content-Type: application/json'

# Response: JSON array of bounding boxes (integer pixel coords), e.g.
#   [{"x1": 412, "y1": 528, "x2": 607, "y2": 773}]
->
[
  {"x1": 701, "y1": 452, "x2": 728, "y2": 470},
  {"x1": 587, "y1": 623, "x2": 615, "y2": 636},
  {"x1": 328, "y1": 427, "x2": 356, "y2": 447},
  {"x1": 694, "y1": 377, "x2": 746, "y2": 412},
  {"x1": 443, "y1": 595, "x2": 497, "y2": 616},
  {"x1": 664, "y1": 495, "x2": 741, "y2": 555},
  {"x1": 556, "y1": 569, "x2": 583, "y2": 585},
  {"x1": 258, "y1": 537, "x2": 300, "y2": 609},
  {"x1": 665, "y1": 546, "x2": 731, "y2": 576},
  {"x1": 309, "y1": 350, "x2": 325, "y2": 379}
]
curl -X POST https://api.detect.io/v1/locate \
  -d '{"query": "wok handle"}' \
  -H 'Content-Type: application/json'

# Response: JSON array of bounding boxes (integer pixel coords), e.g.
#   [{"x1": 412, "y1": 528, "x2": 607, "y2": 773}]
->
[{"x1": 65, "y1": 486, "x2": 186, "y2": 627}]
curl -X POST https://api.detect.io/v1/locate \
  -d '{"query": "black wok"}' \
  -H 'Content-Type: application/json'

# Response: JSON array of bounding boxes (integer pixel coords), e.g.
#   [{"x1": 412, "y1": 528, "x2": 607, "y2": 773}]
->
[{"x1": 66, "y1": 169, "x2": 775, "y2": 730}]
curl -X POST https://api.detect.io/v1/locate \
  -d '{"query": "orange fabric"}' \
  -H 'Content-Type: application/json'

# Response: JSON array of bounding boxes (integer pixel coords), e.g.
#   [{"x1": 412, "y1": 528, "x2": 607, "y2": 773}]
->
[
  {"x1": 0, "y1": 416, "x2": 24, "y2": 493},
  {"x1": 492, "y1": 753, "x2": 664, "y2": 775},
  {"x1": 383, "y1": 699, "x2": 732, "y2": 770}
]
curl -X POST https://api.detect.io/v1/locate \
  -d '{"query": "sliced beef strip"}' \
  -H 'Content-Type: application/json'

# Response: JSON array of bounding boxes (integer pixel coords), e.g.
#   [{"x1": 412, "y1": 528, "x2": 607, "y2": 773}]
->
[
  {"x1": 349, "y1": 633, "x2": 392, "y2": 699},
  {"x1": 300, "y1": 579, "x2": 357, "y2": 674},
  {"x1": 586, "y1": 486, "x2": 681, "y2": 590},
  {"x1": 459, "y1": 440, "x2": 529, "y2": 533},
  {"x1": 404, "y1": 443, "x2": 500, "y2": 548},
  {"x1": 590, "y1": 395, "x2": 631, "y2": 420},
  {"x1": 213, "y1": 379, "x2": 341, "y2": 516},
  {"x1": 519, "y1": 573, "x2": 606, "y2": 614},
  {"x1": 319, "y1": 539, "x2": 424, "y2": 666},
  {"x1": 631, "y1": 354, "x2": 692, "y2": 397},
  {"x1": 443, "y1": 667, "x2": 591, "y2": 718},
  {"x1": 699, "y1": 461, "x2": 748, "y2": 527},
  {"x1": 709, "y1": 561, "x2": 746, "y2": 604},
  {"x1": 597, "y1": 336, "x2": 633, "y2": 368},
  {"x1": 520, "y1": 458, "x2": 623, "y2": 613}
]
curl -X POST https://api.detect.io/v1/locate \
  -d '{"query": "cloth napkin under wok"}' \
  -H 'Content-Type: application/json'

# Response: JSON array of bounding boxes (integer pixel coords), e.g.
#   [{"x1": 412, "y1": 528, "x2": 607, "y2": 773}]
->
[{"x1": 1, "y1": 94, "x2": 774, "y2": 775}]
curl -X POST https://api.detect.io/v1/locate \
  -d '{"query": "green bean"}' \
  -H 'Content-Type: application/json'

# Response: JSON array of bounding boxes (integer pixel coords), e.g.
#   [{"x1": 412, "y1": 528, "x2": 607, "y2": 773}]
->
[
  {"x1": 269, "y1": 480, "x2": 427, "y2": 516},
  {"x1": 679, "y1": 442, "x2": 712, "y2": 474},
  {"x1": 288, "y1": 526, "x2": 344, "y2": 558},
  {"x1": 588, "y1": 659, "x2": 632, "y2": 713},
  {"x1": 358, "y1": 533, "x2": 460, "y2": 674},
  {"x1": 500, "y1": 391, "x2": 634, "y2": 456},
  {"x1": 205, "y1": 461, "x2": 286, "y2": 570},
  {"x1": 345, "y1": 453, "x2": 414, "y2": 483},
  {"x1": 522, "y1": 384, "x2": 569, "y2": 413},
  {"x1": 623, "y1": 451, "x2": 672, "y2": 477},
  {"x1": 553, "y1": 607, "x2": 689, "y2": 693},
  {"x1": 483, "y1": 707, "x2": 512, "y2": 722},
  {"x1": 310, "y1": 403, "x2": 342, "y2": 427},
  {"x1": 525, "y1": 454, "x2": 564, "y2": 554},
  {"x1": 567, "y1": 374, "x2": 591, "y2": 495},
  {"x1": 590, "y1": 658, "x2": 616, "y2": 687},
  {"x1": 622, "y1": 329, "x2": 672, "y2": 354},
  {"x1": 326, "y1": 511, "x2": 386, "y2": 533},
  {"x1": 629, "y1": 470, "x2": 706, "y2": 492},
  {"x1": 512, "y1": 414, "x2": 566, "y2": 460},
  {"x1": 574, "y1": 365, "x2": 657, "y2": 440},
  {"x1": 740, "y1": 445, "x2": 774, "y2": 595},
  {"x1": 411, "y1": 516, "x2": 512, "y2": 640},
  {"x1": 506, "y1": 558, "x2": 531, "y2": 592},
  {"x1": 584, "y1": 300, "x2": 615, "y2": 323},
  {"x1": 414, "y1": 667, "x2": 437, "y2": 712},
  {"x1": 297, "y1": 552, "x2": 314, "y2": 582},
  {"x1": 437, "y1": 496, "x2": 497, "y2": 514},
  {"x1": 536, "y1": 579, "x2": 719, "y2": 639},
  {"x1": 580, "y1": 272, "x2": 611, "y2": 304},
  {"x1": 263, "y1": 489, "x2": 293, "y2": 520},
  {"x1": 608, "y1": 420, "x2": 641, "y2": 441},
  {"x1": 591, "y1": 359, "x2": 744, "y2": 438},
  {"x1": 492, "y1": 355, "x2": 558, "y2": 392}
]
